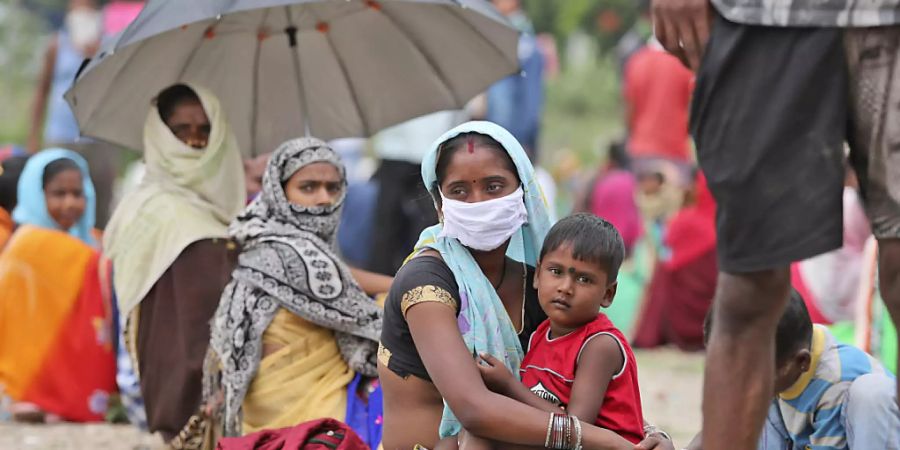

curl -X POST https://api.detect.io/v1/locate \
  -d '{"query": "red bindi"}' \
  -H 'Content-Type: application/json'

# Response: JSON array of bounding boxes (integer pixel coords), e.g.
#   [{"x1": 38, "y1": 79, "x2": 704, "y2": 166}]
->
[{"x1": 467, "y1": 137, "x2": 475, "y2": 154}]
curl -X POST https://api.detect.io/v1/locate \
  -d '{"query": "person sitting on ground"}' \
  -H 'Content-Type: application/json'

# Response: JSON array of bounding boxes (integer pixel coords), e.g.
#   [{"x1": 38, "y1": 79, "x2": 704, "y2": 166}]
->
[
  {"x1": 633, "y1": 171, "x2": 716, "y2": 351},
  {"x1": 204, "y1": 138, "x2": 386, "y2": 447},
  {"x1": 0, "y1": 149, "x2": 116, "y2": 423},
  {"x1": 377, "y1": 121, "x2": 672, "y2": 450},
  {"x1": 448, "y1": 213, "x2": 646, "y2": 449},
  {"x1": 580, "y1": 141, "x2": 642, "y2": 256},
  {"x1": 688, "y1": 289, "x2": 899, "y2": 449}
]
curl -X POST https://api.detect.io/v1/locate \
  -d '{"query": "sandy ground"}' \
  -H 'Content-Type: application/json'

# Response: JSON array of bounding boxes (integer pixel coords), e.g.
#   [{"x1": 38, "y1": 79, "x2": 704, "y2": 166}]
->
[{"x1": 0, "y1": 348, "x2": 704, "y2": 450}]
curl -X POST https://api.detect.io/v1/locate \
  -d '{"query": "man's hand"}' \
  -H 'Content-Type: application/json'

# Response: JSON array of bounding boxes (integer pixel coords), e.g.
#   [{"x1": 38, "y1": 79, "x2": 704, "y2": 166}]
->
[
  {"x1": 651, "y1": 0, "x2": 714, "y2": 70},
  {"x1": 476, "y1": 353, "x2": 517, "y2": 395}
]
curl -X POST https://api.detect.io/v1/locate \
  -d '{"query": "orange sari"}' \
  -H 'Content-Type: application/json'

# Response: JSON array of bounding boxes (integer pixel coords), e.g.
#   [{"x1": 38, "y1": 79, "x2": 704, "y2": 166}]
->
[
  {"x1": 0, "y1": 225, "x2": 116, "y2": 422},
  {"x1": 0, "y1": 208, "x2": 12, "y2": 249}
]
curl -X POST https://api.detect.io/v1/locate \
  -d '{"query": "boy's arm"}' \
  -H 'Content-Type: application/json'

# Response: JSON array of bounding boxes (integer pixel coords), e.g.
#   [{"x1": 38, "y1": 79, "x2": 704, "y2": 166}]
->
[
  {"x1": 809, "y1": 385, "x2": 849, "y2": 449},
  {"x1": 566, "y1": 334, "x2": 624, "y2": 421},
  {"x1": 476, "y1": 353, "x2": 563, "y2": 413},
  {"x1": 500, "y1": 374, "x2": 565, "y2": 414}
]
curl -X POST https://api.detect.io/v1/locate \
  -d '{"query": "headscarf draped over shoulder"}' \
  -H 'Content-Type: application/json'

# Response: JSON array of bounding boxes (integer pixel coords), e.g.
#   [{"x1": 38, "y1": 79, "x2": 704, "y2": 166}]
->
[
  {"x1": 103, "y1": 83, "x2": 246, "y2": 315},
  {"x1": 413, "y1": 121, "x2": 552, "y2": 437},
  {"x1": 210, "y1": 137, "x2": 382, "y2": 436}
]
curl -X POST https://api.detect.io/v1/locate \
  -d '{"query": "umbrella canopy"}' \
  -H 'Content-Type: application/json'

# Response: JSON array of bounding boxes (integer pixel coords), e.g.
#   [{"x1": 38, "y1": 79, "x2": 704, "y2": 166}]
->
[{"x1": 64, "y1": 0, "x2": 520, "y2": 156}]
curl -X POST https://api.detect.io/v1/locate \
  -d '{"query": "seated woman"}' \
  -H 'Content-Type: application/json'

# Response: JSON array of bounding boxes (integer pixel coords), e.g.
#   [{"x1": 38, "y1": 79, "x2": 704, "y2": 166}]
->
[
  {"x1": 0, "y1": 149, "x2": 116, "y2": 422},
  {"x1": 634, "y1": 172, "x2": 717, "y2": 351},
  {"x1": 207, "y1": 138, "x2": 384, "y2": 445},
  {"x1": 378, "y1": 121, "x2": 673, "y2": 450}
]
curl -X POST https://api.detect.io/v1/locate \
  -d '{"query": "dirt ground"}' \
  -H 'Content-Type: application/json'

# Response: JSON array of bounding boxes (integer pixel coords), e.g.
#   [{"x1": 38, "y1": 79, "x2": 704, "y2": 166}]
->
[{"x1": 0, "y1": 348, "x2": 704, "y2": 450}]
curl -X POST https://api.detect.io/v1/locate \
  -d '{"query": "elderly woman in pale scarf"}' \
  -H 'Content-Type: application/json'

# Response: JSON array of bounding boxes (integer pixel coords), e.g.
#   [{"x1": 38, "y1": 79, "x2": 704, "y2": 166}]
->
[
  {"x1": 202, "y1": 138, "x2": 386, "y2": 447},
  {"x1": 103, "y1": 83, "x2": 246, "y2": 444}
]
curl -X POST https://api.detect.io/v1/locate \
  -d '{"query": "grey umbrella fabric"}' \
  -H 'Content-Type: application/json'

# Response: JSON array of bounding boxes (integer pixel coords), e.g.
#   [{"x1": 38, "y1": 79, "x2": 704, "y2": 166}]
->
[{"x1": 65, "y1": 0, "x2": 520, "y2": 156}]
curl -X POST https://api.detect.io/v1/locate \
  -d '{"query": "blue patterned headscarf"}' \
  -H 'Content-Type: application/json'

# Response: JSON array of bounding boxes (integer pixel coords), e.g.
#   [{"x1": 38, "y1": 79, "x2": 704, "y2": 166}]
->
[
  {"x1": 12, "y1": 148, "x2": 96, "y2": 245},
  {"x1": 413, "y1": 121, "x2": 552, "y2": 437}
]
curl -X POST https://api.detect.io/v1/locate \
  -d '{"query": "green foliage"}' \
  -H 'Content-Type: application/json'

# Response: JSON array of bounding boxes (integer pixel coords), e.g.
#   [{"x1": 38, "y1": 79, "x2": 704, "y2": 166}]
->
[
  {"x1": 522, "y1": 0, "x2": 641, "y2": 54},
  {"x1": 0, "y1": 3, "x2": 49, "y2": 144},
  {"x1": 540, "y1": 55, "x2": 623, "y2": 168}
]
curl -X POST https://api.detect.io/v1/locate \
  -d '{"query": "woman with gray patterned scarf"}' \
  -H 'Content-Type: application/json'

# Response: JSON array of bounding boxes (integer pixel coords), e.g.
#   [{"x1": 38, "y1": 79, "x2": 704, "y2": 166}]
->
[{"x1": 205, "y1": 138, "x2": 385, "y2": 445}]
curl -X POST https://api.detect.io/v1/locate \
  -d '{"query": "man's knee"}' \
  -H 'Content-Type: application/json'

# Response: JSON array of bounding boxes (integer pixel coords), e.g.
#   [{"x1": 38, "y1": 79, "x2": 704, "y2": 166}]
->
[
  {"x1": 714, "y1": 268, "x2": 792, "y2": 332},
  {"x1": 847, "y1": 373, "x2": 897, "y2": 414}
]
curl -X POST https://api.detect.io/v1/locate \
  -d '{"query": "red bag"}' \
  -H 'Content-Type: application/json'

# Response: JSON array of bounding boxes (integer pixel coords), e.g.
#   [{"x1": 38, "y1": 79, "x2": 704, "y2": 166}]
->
[{"x1": 217, "y1": 418, "x2": 370, "y2": 450}]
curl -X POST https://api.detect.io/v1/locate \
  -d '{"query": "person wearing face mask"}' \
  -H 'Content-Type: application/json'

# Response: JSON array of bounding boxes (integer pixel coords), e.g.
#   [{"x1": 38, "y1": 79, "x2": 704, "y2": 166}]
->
[
  {"x1": 28, "y1": 0, "x2": 102, "y2": 153},
  {"x1": 377, "y1": 121, "x2": 675, "y2": 450},
  {"x1": 27, "y1": 0, "x2": 123, "y2": 229},
  {"x1": 196, "y1": 138, "x2": 386, "y2": 448},
  {"x1": 103, "y1": 84, "x2": 245, "y2": 444},
  {"x1": 0, "y1": 149, "x2": 116, "y2": 423}
]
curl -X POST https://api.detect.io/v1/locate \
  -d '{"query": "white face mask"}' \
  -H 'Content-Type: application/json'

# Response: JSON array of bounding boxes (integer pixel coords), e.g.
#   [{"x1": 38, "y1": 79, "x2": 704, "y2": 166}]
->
[
  {"x1": 65, "y1": 9, "x2": 102, "y2": 52},
  {"x1": 439, "y1": 186, "x2": 528, "y2": 251}
]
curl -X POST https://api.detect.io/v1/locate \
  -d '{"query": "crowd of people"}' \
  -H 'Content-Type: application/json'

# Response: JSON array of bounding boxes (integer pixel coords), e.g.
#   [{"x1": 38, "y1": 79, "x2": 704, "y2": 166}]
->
[{"x1": 0, "y1": 0, "x2": 898, "y2": 449}]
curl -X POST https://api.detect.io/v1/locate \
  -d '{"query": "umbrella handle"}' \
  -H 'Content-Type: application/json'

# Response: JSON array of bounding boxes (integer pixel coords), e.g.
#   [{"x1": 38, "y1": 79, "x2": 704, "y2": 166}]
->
[{"x1": 74, "y1": 57, "x2": 92, "y2": 84}]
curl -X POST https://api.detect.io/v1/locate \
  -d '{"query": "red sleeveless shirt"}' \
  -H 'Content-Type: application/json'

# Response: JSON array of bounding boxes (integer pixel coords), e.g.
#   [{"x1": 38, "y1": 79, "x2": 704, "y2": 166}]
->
[{"x1": 520, "y1": 313, "x2": 645, "y2": 444}]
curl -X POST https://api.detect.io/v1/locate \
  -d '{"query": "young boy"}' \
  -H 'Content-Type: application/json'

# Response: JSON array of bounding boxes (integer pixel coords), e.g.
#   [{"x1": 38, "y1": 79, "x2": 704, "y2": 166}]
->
[
  {"x1": 464, "y1": 213, "x2": 646, "y2": 448},
  {"x1": 689, "y1": 290, "x2": 899, "y2": 450}
]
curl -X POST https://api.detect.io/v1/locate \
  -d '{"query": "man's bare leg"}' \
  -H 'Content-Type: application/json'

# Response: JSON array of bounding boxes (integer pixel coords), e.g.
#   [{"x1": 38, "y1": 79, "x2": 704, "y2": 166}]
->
[
  {"x1": 702, "y1": 268, "x2": 791, "y2": 450},
  {"x1": 877, "y1": 239, "x2": 900, "y2": 405}
]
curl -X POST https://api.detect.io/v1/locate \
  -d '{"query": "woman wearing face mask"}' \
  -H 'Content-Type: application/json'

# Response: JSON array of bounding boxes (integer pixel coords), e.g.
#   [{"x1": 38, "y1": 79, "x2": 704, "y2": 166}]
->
[
  {"x1": 199, "y1": 138, "x2": 385, "y2": 447},
  {"x1": 377, "y1": 122, "x2": 673, "y2": 450},
  {"x1": 0, "y1": 149, "x2": 116, "y2": 423},
  {"x1": 103, "y1": 83, "x2": 245, "y2": 443},
  {"x1": 28, "y1": 0, "x2": 102, "y2": 153}
]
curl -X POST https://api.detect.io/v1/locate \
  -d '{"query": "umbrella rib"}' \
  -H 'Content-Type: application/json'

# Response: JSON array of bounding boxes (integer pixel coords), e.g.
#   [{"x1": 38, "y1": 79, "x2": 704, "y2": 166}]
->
[
  {"x1": 284, "y1": 6, "x2": 312, "y2": 136},
  {"x1": 250, "y1": 9, "x2": 271, "y2": 157},
  {"x1": 374, "y1": 7, "x2": 461, "y2": 106},
  {"x1": 81, "y1": 36, "x2": 152, "y2": 138},
  {"x1": 306, "y1": 7, "x2": 370, "y2": 135},
  {"x1": 443, "y1": 4, "x2": 517, "y2": 71},
  {"x1": 176, "y1": 24, "x2": 214, "y2": 81}
]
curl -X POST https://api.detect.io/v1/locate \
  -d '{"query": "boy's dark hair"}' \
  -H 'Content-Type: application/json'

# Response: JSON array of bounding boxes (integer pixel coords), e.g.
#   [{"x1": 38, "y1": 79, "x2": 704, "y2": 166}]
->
[
  {"x1": 703, "y1": 289, "x2": 813, "y2": 364},
  {"x1": 540, "y1": 213, "x2": 625, "y2": 282},
  {"x1": 156, "y1": 84, "x2": 202, "y2": 124},
  {"x1": 0, "y1": 155, "x2": 29, "y2": 211},
  {"x1": 607, "y1": 140, "x2": 631, "y2": 170},
  {"x1": 42, "y1": 158, "x2": 81, "y2": 189}
]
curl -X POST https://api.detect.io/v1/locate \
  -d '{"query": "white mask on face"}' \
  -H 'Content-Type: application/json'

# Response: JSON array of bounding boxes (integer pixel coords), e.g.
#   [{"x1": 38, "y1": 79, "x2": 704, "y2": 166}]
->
[
  {"x1": 65, "y1": 8, "x2": 102, "y2": 52},
  {"x1": 439, "y1": 186, "x2": 528, "y2": 251}
]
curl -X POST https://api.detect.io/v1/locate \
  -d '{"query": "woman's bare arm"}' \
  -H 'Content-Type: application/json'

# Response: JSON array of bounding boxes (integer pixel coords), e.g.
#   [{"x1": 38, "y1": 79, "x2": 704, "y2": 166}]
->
[
  {"x1": 28, "y1": 36, "x2": 57, "y2": 153},
  {"x1": 349, "y1": 266, "x2": 393, "y2": 296},
  {"x1": 406, "y1": 302, "x2": 633, "y2": 450}
]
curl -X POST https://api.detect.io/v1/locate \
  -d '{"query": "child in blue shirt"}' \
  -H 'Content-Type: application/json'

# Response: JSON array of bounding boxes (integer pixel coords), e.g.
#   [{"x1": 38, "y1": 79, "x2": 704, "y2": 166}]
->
[{"x1": 689, "y1": 289, "x2": 898, "y2": 449}]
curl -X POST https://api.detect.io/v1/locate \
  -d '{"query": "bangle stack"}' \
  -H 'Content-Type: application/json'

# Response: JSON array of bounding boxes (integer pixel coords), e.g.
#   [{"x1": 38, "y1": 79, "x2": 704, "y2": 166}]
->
[{"x1": 544, "y1": 412, "x2": 583, "y2": 450}]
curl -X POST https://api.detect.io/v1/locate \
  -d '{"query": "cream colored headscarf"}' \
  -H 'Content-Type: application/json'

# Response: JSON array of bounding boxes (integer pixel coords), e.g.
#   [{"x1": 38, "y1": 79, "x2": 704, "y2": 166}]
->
[{"x1": 104, "y1": 84, "x2": 246, "y2": 315}]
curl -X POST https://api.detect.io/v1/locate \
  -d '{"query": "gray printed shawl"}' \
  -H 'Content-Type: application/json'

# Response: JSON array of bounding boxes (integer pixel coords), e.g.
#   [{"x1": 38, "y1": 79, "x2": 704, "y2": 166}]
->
[{"x1": 208, "y1": 137, "x2": 382, "y2": 436}]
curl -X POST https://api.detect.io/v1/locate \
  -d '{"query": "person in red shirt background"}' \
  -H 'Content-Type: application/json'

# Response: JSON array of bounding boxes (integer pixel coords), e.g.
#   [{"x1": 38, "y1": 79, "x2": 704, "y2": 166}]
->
[{"x1": 623, "y1": 38, "x2": 695, "y2": 187}]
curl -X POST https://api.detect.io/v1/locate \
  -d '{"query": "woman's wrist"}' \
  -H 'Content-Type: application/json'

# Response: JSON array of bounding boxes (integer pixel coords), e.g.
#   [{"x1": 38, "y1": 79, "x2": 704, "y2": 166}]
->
[{"x1": 580, "y1": 423, "x2": 633, "y2": 450}]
